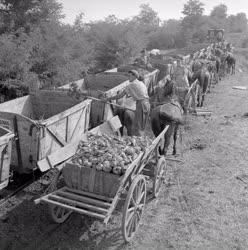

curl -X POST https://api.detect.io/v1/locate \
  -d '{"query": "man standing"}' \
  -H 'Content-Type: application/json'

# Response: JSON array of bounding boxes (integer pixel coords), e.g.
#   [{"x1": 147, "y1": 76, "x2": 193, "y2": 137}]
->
[{"x1": 104, "y1": 70, "x2": 150, "y2": 136}]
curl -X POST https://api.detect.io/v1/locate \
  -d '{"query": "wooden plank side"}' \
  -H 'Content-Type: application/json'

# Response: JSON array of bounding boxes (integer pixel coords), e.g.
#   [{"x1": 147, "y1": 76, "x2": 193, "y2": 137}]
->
[
  {"x1": 0, "y1": 112, "x2": 18, "y2": 168},
  {"x1": 16, "y1": 116, "x2": 38, "y2": 172},
  {"x1": 41, "y1": 126, "x2": 64, "y2": 158},
  {"x1": 37, "y1": 140, "x2": 79, "y2": 172},
  {"x1": 0, "y1": 141, "x2": 12, "y2": 185},
  {"x1": 69, "y1": 106, "x2": 87, "y2": 142},
  {"x1": 38, "y1": 99, "x2": 91, "y2": 158},
  {"x1": 67, "y1": 110, "x2": 82, "y2": 142}
]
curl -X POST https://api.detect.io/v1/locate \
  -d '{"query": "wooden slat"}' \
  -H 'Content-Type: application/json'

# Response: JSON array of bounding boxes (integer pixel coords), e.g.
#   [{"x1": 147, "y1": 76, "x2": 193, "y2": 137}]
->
[
  {"x1": 46, "y1": 127, "x2": 66, "y2": 146},
  {"x1": 13, "y1": 115, "x2": 23, "y2": 169},
  {"x1": 37, "y1": 135, "x2": 86, "y2": 171},
  {"x1": 69, "y1": 106, "x2": 86, "y2": 141},
  {"x1": 49, "y1": 194, "x2": 109, "y2": 214},
  {"x1": 41, "y1": 197, "x2": 105, "y2": 220},
  {"x1": 65, "y1": 116, "x2": 69, "y2": 142},
  {"x1": 56, "y1": 190, "x2": 111, "y2": 208},
  {"x1": 65, "y1": 187, "x2": 113, "y2": 202}
]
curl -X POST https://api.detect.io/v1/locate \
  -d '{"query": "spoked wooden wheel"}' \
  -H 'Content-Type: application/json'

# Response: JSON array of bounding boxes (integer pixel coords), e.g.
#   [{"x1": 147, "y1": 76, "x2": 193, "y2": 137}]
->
[
  {"x1": 122, "y1": 175, "x2": 146, "y2": 242},
  {"x1": 153, "y1": 156, "x2": 167, "y2": 198},
  {"x1": 49, "y1": 204, "x2": 72, "y2": 223}
]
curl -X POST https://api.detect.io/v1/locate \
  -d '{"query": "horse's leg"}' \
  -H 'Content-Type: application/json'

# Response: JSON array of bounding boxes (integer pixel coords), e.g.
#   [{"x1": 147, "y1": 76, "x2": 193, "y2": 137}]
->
[
  {"x1": 125, "y1": 111, "x2": 135, "y2": 136},
  {"x1": 163, "y1": 123, "x2": 174, "y2": 156},
  {"x1": 208, "y1": 73, "x2": 212, "y2": 93},
  {"x1": 196, "y1": 84, "x2": 201, "y2": 107},
  {"x1": 172, "y1": 124, "x2": 179, "y2": 155},
  {"x1": 198, "y1": 86, "x2": 202, "y2": 107}
]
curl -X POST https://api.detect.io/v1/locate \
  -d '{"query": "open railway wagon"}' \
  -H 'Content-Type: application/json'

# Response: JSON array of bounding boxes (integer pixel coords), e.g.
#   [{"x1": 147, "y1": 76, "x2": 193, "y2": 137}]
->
[
  {"x1": 150, "y1": 58, "x2": 174, "y2": 82},
  {"x1": 35, "y1": 123, "x2": 169, "y2": 242},
  {"x1": 0, "y1": 90, "x2": 91, "y2": 186},
  {"x1": 83, "y1": 72, "x2": 131, "y2": 128},
  {"x1": 59, "y1": 72, "x2": 131, "y2": 129}
]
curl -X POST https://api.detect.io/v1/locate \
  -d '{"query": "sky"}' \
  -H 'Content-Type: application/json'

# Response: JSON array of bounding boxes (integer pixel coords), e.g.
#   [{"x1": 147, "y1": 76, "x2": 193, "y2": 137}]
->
[{"x1": 58, "y1": 0, "x2": 248, "y2": 24}]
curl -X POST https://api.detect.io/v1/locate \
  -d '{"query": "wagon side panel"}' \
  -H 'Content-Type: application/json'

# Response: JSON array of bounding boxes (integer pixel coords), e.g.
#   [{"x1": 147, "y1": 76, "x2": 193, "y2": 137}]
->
[
  {"x1": 39, "y1": 100, "x2": 91, "y2": 160},
  {"x1": 0, "y1": 112, "x2": 36, "y2": 173},
  {"x1": 0, "y1": 132, "x2": 14, "y2": 189},
  {"x1": 16, "y1": 115, "x2": 38, "y2": 172}
]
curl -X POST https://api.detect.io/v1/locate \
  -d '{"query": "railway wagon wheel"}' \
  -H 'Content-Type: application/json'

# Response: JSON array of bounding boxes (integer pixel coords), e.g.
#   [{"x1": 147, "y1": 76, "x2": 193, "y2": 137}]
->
[
  {"x1": 153, "y1": 156, "x2": 166, "y2": 198},
  {"x1": 122, "y1": 175, "x2": 146, "y2": 242},
  {"x1": 49, "y1": 204, "x2": 72, "y2": 223}
]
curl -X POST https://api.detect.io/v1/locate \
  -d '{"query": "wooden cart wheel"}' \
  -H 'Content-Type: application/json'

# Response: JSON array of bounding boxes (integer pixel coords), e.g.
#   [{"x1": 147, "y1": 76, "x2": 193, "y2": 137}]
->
[
  {"x1": 122, "y1": 175, "x2": 146, "y2": 242},
  {"x1": 153, "y1": 156, "x2": 166, "y2": 198},
  {"x1": 49, "y1": 204, "x2": 72, "y2": 223}
]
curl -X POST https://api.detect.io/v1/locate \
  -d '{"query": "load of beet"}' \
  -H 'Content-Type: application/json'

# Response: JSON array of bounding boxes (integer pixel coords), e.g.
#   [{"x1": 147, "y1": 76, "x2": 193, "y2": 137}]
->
[{"x1": 62, "y1": 134, "x2": 152, "y2": 195}]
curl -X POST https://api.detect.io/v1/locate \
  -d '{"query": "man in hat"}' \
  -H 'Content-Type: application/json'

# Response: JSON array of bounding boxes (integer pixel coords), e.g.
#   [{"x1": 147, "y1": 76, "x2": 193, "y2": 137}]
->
[{"x1": 103, "y1": 69, "x2": 150, "y2": 136}]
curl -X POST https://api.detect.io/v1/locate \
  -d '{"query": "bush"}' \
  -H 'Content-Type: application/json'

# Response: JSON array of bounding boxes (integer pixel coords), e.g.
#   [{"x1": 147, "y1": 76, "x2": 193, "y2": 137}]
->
[{"x1": 241, "y1": 38, "x2": 248, "y2": 48}]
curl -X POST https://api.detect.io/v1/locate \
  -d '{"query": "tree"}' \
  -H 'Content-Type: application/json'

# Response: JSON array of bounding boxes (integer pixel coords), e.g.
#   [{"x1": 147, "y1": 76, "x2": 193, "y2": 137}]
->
[
  {"x1": 210, "y1": 4, "x2": 227, "y2": 20},
  {"x1": 227, "y1": 13, "x2": 248, "y2": 33},
  {"x1": 210, "y1": 4, "x2": 228, "y2": 29},
  {"x1": 132, "y1": 3, "x2": 160, "y2": 36},
  {"x1": 0, "y1": 0, "x2": 64, "y2": 33},
  {"x1": 181, "y1": 0, "x2": 205, "y2": 43},
  {"x1": 182, "y1": 0, "x2": 204, "y2": 17},
  {"x1": 86, "y1": 21, "x2": 146, "y2": 71},
  {"x1": 135, "y1": 4, "x2": 160, "y2": 26}
]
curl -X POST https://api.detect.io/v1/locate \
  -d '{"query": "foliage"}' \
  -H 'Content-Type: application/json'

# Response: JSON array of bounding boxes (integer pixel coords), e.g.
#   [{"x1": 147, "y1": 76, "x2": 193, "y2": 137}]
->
[
  {"x1": 0, "y1": 0, "x2": 247, "y2": 95},
  {"x1": 227, "y1": 13, "x2": 248, "y2": 33},
  {"x1": 86, "y1": 21, "x2": 146, "y2": 71},
  {"x1": 182, "y1": 0, "x2": 204, "y2": 16},
  {"x1": 134, "y1": 4, "x2": 160, "y2": 27}
]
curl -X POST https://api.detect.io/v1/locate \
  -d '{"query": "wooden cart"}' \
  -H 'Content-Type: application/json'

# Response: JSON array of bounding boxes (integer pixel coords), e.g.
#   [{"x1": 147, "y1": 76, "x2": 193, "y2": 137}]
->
[{"x1": 35, "y1": 125, "x2": 169, "y2": 242}]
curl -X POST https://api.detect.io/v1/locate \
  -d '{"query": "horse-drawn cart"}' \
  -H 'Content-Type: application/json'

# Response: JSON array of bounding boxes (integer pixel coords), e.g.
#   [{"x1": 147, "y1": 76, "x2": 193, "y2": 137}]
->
[{"x1": 35, "y1": 124, "x2": 169, "y2": 242}]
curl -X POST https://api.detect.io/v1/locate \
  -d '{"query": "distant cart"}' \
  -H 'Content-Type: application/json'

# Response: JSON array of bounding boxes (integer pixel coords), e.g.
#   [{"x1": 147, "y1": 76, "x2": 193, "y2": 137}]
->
[
  {"x1": 0, "y1": 90, "x2": 91, "y2": 176},
  {"x1": 35, "y1": 124, "x2": 169, "y2": 242}
]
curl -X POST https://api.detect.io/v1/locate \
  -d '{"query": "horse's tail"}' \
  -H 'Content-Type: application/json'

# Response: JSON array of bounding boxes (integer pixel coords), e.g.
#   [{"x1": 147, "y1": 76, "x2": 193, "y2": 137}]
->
[
  {"x1": 202, "y1": 72, "x2": 210, "y2": 95},
  {"x1": 150, "y1": 107, "x2": 163, "y2": 137}
]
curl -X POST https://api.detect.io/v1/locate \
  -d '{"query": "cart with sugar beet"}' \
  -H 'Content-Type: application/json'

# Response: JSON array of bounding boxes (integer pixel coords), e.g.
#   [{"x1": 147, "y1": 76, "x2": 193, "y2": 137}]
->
[{"x1": 35, "y1": 118, "x2": 169, "y2": 242}]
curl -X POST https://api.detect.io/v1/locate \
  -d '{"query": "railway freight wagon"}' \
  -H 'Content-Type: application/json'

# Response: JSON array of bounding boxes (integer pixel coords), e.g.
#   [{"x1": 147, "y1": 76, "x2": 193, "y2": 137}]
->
[
  {"x1": 84, "y1": 72, "x2": 130, "y2": 128},
  {"x1": 59, "y1": 72, "x2": 131, "y2": 129},
  {"x1": 150, "y1": 58, "x2": 174, "y2": 82},
  {"x1": 0, "y1": 90, "x2": 91, "y2": 177}
]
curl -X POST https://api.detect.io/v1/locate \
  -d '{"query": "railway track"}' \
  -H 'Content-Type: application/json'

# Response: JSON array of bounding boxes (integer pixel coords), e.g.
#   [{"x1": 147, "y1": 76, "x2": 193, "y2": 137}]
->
[{"x1": 0, "y1": 171, "x2": 43, "y2": 207}]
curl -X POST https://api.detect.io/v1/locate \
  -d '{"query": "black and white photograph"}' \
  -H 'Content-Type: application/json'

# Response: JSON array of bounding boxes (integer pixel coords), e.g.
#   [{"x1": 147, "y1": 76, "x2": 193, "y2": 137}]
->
[{"x1": 0, "y1": 0, "x2": 247, "y2": 249}]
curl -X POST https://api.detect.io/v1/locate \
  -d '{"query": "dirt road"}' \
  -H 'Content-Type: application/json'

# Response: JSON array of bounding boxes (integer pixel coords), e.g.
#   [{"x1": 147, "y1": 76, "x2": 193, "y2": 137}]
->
[{"x1": 1, "y1": 55, "x2": 248, "y2": 250}]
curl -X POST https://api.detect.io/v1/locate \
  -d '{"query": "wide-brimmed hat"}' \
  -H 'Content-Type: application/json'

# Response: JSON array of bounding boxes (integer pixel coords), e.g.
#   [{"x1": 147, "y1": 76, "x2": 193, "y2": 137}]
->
[{"x1": 128, "y1": 69, "x2": 139, "y2": 79}]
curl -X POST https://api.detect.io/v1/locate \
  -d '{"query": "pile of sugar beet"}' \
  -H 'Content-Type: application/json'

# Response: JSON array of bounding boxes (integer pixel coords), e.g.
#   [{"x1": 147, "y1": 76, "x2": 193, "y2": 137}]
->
[{"x1": 70, "y1": 133, "x2": 152, "y2": 176}]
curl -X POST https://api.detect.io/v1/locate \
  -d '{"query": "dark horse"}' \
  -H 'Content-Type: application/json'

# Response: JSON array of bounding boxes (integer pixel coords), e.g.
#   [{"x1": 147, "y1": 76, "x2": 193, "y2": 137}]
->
[
  {"x1": 191, "y1": 66, "x2": 211, "y2": 107},
  {"x1": 150, "y1": 74, "x2": 196, "y2": 156},
  {"x1": 225, "y1": 53, "x2": 236, "y2": 75}
]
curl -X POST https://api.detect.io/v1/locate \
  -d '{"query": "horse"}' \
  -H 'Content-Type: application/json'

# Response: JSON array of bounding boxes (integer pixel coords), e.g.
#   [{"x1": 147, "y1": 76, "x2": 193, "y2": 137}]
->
[
  {"x1": 191, "y1": 65, "x2": 211, "y2": 107},
  {"x1": 225, "y1": 53, "x2": 236, "y2": 75},
  {"x1": 114, "y1": 106, "x2": 135, "y2": 136},
  {"x1": 150, "y1": 69, "x2": 196, "y2": 156}
]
